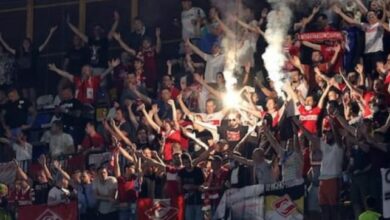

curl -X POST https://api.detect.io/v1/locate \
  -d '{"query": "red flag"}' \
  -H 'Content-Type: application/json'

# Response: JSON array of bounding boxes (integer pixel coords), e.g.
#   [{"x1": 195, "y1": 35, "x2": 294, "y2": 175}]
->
[
  {"x1": 137, "y1": 196, "x2": 185, "y2": 220},
  {"x1": 18, "y1": 201, "x2": 78, "y2": 220}
]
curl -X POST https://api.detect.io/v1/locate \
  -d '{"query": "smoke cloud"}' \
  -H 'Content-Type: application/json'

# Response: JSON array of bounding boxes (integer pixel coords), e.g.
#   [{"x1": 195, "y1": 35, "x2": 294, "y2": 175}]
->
[{"x1": 262, "y1": 1, "x2": 292, "y2": 97}]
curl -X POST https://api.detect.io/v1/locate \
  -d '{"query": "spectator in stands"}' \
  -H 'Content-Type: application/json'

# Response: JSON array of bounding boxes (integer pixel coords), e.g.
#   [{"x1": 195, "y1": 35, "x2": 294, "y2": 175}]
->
[
  {"x1": 77, "y1": 170, "x2": 97, "y2": 220},
  {"x1": 181, "y1": 0, "x2": 206, "y2": 40},
  {"x1": 0, "y1": 45, "x2": 15, "y2": 87},
  {"x1": 40, "y1": 120, "x2": 75, "y2": 159},
  {"x1": 67, "y1": 11, "x2": 119, "y2": 73},
  {"x1": 32, "y1": 155, "x2": 53, "y2": 205},
  {"x1": 128, "y1": 17, "x2": 153, "y2": 49},
  {"x1": 93, "y1": 166, "x2": 118, "y2": 219},
  {"x1": 0, "y1": 26, "x2": 57, "y2": 103},
  {"x1": 79, "y1": 121, "x2": 105, "y2": 154}
]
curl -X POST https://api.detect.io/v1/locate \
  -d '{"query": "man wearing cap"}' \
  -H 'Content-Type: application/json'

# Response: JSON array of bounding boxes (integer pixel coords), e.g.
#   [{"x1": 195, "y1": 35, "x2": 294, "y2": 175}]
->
[{"x1": 181, "y1": 0, "x2": 206, "y2": 40}]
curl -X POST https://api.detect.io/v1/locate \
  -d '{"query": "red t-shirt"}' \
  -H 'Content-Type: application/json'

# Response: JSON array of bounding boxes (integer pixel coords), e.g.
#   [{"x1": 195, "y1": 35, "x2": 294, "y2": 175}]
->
[
  {"x1": 117, "y1": 176, "x2": 137, "y2": 203},
  {"x1": 74, "y1": 76, "x2": 101, "y2": 104},
  {"x1": 81, "y1": 133, "x2": 105, "y2": 151},
  {"x1": 162, "y1": 130, "x2": 182, "y2": 161},
  {"x1": 164, "y1": 166, "x2": 181, "y2": 198},
  {"x1": 320, "y1": 45, "x2": 343, "y2": 74},
  {"x1": 298, "y1": 105, "x2": 321, "y2": 134}
]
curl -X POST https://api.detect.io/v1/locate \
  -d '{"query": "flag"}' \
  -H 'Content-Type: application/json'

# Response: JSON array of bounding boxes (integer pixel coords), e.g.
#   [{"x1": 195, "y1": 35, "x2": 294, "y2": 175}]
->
[
  {"x1": 18, "y1": 201, "x2": 78, "y2": 220},
  {"x1": 381, "y1": 168, "x2": 390, "y2": 218}
]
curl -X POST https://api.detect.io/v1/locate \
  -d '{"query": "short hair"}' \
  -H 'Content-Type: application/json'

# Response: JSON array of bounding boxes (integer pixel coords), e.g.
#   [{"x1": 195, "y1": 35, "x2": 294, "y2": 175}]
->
[
  {"x1": 206, "y1": 98, "x2": 217, "y2": 105},
  {"x1": 97, "y1": 165, "x2": 108, "y2": 172},
  {"x1": 181, "y1": 152, "x2": 192, "y2": 161},
  {"x1": 365, "y1": 196, "x2": 376, "y2": 209},
  {"x1": 52, "y1": 120, "x2": 63, "y2": 130},
  {"x1": 317, "y1": 13, "x2": 328, "y2": 20}
]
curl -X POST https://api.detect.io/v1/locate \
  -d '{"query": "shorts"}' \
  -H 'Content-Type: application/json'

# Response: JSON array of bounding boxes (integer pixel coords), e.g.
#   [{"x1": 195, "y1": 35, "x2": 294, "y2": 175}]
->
[{"x1": 318, "y1": 178, "x2": 339, "y2": 206}]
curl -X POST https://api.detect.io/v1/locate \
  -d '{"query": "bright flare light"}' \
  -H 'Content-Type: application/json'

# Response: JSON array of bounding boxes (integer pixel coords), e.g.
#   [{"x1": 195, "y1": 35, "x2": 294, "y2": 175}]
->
[{"x1": 223, "y1": 90, "x2": 241, "y2": 109}]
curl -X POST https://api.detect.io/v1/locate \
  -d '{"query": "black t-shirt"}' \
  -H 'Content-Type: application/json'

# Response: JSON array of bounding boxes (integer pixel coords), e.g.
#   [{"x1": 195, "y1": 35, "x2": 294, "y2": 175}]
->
[
  {"x1": 217, "y1": 125, "x2": 248, "y2": 149},
  {"x1": 88, "y1": 37, "x2": 109, "y2": 68},
  {"x1": 4, "y1": 98, "x2": 31, "y2": 129},
  {"x1": 59, "y1": 98, "x2": 84, "y2": 127},
  {"x1": 33, "y1": 181, "x2": 52, "y2": 204},
  {"x1": 15, "y1": 48, "x2": 39, "y2": 73},
  {"x1": 178, "y1": 167, "x2": 204, "y2": 205},
  {"x1": 139, "y1": 172, "x2": 157, "y2": 199},
  {"x1": 65, "y1": 46, "x2": 89, "y2": 75}
]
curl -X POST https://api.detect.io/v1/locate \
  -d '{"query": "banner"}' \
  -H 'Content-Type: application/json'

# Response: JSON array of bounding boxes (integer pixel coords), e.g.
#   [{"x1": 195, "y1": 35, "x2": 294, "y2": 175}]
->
[
  {"x1": 87, "y1": 152, "x2": 112, "y2": 167},
  {"x1": 137, "y1": 196, "x2": 184, "y2": 220},
  {"x1": 298, "y1": 31, "x2": 344, "y2": 42},
  {"x1": 382, "y1": 168, "x2": 390, "y2": 218},
  {"x1": 18, "y1": 201, "x2": 78, "y2": 220},
  {"x1": 214, "y1": 184, "x2": 265, "y2": 220},
  {"x1": 264, "y1": 179, "x2": 305, "y2": 220},
  {"x1": 0, "y1": 162, "x2": 15, "y2": 185}
]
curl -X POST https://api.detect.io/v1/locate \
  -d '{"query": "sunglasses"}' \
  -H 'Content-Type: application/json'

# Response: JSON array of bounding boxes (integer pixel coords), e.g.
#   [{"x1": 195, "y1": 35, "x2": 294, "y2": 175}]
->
[{"x1": 227, "y1": 118, "x2": 237, "y2": 122}]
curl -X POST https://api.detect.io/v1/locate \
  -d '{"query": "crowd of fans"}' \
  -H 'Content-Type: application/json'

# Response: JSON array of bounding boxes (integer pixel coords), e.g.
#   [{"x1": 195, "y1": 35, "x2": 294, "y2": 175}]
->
[{"x1": 0, "y1": 0, "x2": 389, "y2": 219}]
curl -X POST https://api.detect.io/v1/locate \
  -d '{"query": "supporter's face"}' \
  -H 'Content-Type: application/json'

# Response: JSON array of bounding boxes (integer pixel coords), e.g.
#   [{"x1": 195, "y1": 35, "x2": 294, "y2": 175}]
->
[
  {"x1": 85, "y1": 123, "x2": 94, "y2": 134},
  {"x1": 180, "y1": 77, "x2": 187, "y2": 90},
  {"x1": 161, "y1": 89, "x2": 171, "y2": 101},
  {"x1": 93, "y1": 26, "x2": 103, "y2": 37},
  {"x1": 176, "y1": 109, "x2": 184, "y2": 120},
  {"x1": 227, "y1": 114, "x2": 240, "y2": 128},
  {"x1": 284, "y1": 35, "x2": 293, "y2": 47},
  {"x1": 305, "y1": 96, "x2": 314, "y2": 107},
  {"x1": 120, "y1": 52, "x2": 130, "y2": 64},
  {"x1": 98, "y1": 168, "x2": 108, "y2": 180},
  {"x1": 252, "y1": 150, "x2": 265, "y2": 162},
  {"x1": 61, "y1": 89, "x2": 72, "y2": 100},
  {"x1": 51, "y1": 124, "x2": 61, "y2": 134},
  {"x1": 211, "y1": 160, "x2": 221, "y2": 170},
  {"x1": 137, "y1": 129, "x2": 148, "y2": 142},
  {"x1": 143, "y1": 149, "x2": 152, "y2": 159},
  {"x1": 370, "y1": 1, "x2": 379, "y2": 10},
  {"x1": 162, "y1": 76, "x2": 172, "y2": 87},
  {"x1": 125, "y1": 166, "x2": 135, "y2": 176},
  {"x1": 182, "y1": 158, "x2": 191, "y2": 169},
  {"x1": 367, "y1": 12, "x2": 378, "y2": 24},
  {"x1": 142, "y1": 39, "x2": 151, "y2": 49},
  {"x1": 114, "y1": 110, "x2": 122, "y2": 122},
  {"x1": 22, "y1": 39, "x2": 31, "y2": 49},
  {"x1": 311, "y1": 51, "x2": 322, "y2": 63},
  {"x1": 373, "y1": 79, "x2": 383, "y2": 92},
  {"x1": 209, "y1": 7, "x2": 217, "y2": 19},
  {"x1": 163, "y1": 120, "x2": 172, "y2": 132},
  {"x1": 211, "y1": 45, "x2": 221, "y2": 55},
  {"x1": 37, "y1": 171, "x2": 48, "y2": 183},
  {"x1": 20, "y1": 180, "x2": 29, "y2": 189},
  {"x1": 216, "y1": 73, "x2": 225, "y2": 84},
  {"x1": 251, "y1": 93, "x2": 259, "y2": 103},
  {"x1": 72, "y1": 172, "x2": 81, "y2": 184},
  {"x1": 73, "y1": 35, "x2": 82, "y2": 47},
  {"x1": 7, "y1": 91, "x2": 18, "y2": 102},
  {"x1": 173, "y1": 154, "x2": 182, "y2": 166},
  {"x1": 134, "y1": 20, "x2": 144, "y2": 32},
  {"x1": 348, "y1": 73, "x2": 358, "y2": 85},
  {"x1": 127, "y1": 74, "x2": 137, "y2": 85},
  {"x1": 183, "y1": 44, "x2": 192, "y2": 54},
  {"x1": 266, "y1": 99, "x2": 276, "y2": 111},
  {"x1": 182, "y1": 1, "x2": 192, "y2": 10},
  {"x1": 205, "y1": 101, "x2": 216, "y2": 114},
  {"x1": 134, "y1": 60, "x2": 143, "y2": 70},
  {"x1": 81, "y1": 172, "x2": 91, "y2": 184},
  {"x1": 290, "y1": 71, "x2": 300, "y2": 82},
  {"x1": 328, "y1": 90, "x2": 338, "y2": 101},
  {"x1": 82, "y1": 65, "x2": 92, "y2": 77}
]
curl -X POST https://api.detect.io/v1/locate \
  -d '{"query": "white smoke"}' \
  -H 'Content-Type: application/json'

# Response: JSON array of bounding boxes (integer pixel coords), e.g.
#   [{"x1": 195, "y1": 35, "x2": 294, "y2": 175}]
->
[{"x1": 262, "y1": 1, "x2": 292, "y2": 97}]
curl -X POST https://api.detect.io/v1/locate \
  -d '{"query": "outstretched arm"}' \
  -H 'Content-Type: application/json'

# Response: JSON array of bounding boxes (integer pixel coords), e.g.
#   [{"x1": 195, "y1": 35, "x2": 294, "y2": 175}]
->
[
  {"x1": 0, "y1": 33, "x2": 16, "y2": 55},
  {"x1": 140, "y1": 104, "x2": 161, "y2": 133},
  {"x1": 229, "y1": 152, "x2": 254, "y2": 166},
  {"x1": 234, "y1": 16, "x2": 264, "y2": 36},
  {"x1": 332, "y1": 5, "x2": 361, "y2": 27},
  {"x1": 100, "y1": 58, "x2": 120, "y2": 79},
  {"x1": 168, "y1": 100, "x2": 180, "y2": 130},
  {"x1": 185, "y1": 38, "x2": 208, "y2": 61},
  {"x1": 53, "y1": 160, "x2": 71, "y2": 181},
  {"x1": 301, "y1": 41, "x2": 322, "y2": 51},
  {"x1": 194, "y1": 74, "x2": 223, "y2": 98},
  {"x1": 48, "y1": 63, "x2": 74, "y2": 82},
  {"x1": 177, "y1": 93, "x2": 194, "y2": 117},
  {"x1": 215, "y1": 15, "x2": 236, "y2": 39},
  {"x1": 39, "y1": 26, "x2": 58, "y2": 52},
  {"x1": 112, "y1": 32, "x2": 137, "y2": 56},
  {"x1": 67, "y1": 18, "x2": 88, "y2": 43},
  {"x1": 155, "y1": 28, "x2": 162, "y2": 54},
  {"x1": 108, "y1": 11, "x2": 120, "y2": 40},
  {"x1": 318, "y1": 84, "x2": 332, "y2": 109}
]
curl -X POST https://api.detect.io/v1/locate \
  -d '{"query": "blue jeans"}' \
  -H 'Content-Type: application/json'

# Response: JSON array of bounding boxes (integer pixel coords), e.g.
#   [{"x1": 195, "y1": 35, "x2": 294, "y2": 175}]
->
[
  {"x1": 185, "y1": 205, "x2": 203, "y2": 220},
  {"x1": 118, "y1": 203, "x2": 136, "y2": 220}
]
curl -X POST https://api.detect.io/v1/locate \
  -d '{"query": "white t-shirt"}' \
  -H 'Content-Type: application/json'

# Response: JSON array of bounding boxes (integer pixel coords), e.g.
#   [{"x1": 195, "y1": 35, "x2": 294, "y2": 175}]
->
[
  {"x1": 204, "y1": 54, "x2": 225, "y2": 83},
  {"x1": 48, "y1": 186, "x2": 70, "y2": 204},
  {"x1": 93, "y1": 177, "x2": 118, "y2": 214},
  {"x1": 12, "y1": 142, "x2": 32, "y2": 161},
  {"x1": 181, "y1": 7, "x2": 205, "y2": 39},
  {"x1": 319, "y1": 141, "x2": 344, "y2": 180},
  {"x1": 196, "y1": 111, "x2": 225, "y2": 126},
  {"x1": 41, "y1": 131, "x2": 74, "y2": 157},
  {"x1": 362, "y1": 22, "x2": 384, "y2": 53}
]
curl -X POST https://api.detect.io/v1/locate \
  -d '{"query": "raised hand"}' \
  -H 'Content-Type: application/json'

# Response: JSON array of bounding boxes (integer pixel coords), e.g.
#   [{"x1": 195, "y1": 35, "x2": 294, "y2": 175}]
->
[
  {"x1": 155, "y1": 27, "x2": 161, "y2": 38},
  {"x1": 50, "y1": 25, "x2": 58, "y2": 33},
  {"x1": 114, "y1": 10, "x2": 120, "y2": 21},
  {"x1": 151, "y1": 104, "x2": 159, "y2": 114},
  {"x1": 53, "y1": 160, "x2": 61, "y2": 170},
  {"x1": 167, "y1": 99, "x2": 175, "y2": 106},
  {"x1": 355, "y1": 63, "x2": 364, "y2": 74},
  {"x1": 109, "y1": 58, "x2": 121, "y2": 68},
  {"x1": 112, "y1": 32, "x2": 121, "y2": 40},
  {"x1": 137, "y1": 103, "x2": 146, "y2": 112},
  {"x1": 48, "y1": 63, "x2": 57, "y2": 71}
]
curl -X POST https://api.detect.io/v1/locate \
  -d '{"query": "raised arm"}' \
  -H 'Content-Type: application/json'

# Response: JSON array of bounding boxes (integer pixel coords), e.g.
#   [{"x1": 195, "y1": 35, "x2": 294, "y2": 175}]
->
[
  {"x1": 140, "y1": 104, "x2": 161, "y2": 133},
  {"x1": 340, "y1": 69, "x2": 363, "y2": 95},
  {"x1": 182, "y1": 131, "x2": 209, "y2": 151},
  {"x1": 185, "y1": 38, "x2": 208, "y2": 61},
  {"x1": 168, "y1": 100, "x2": 180, "y2": 130},
  {"x1": 194, "y1": 74, "x2": 223, "y2": 98},
  {"x1": 155, "y1": 28, "x2": 162, "y2": 54},
  {"x1": 48, "y1": 63, "x2": 74, "y2": 82},
  {"x1": 113, "y1": 151, "x2": 121, "y2": 178},
  {"x1": 291, "y1": 117, "x2": 320, "y2": 150},
  {"x1": 229, "y1": 151, "x2": 254, "y2": 166},
  {"x1": 329, "y1": 44, "x2": 341, "y2": 68},
  {"x1": 234, "y1": 16, "x2": 264, "y2": 36},
  {"x1": 129, "y1": 84, "x2": 152, "y2": 105},
  {"x1": 13, "y1": 160, "x2": 28, "y2": 181},
  {"x1": 192, "y1": 147, "x2": 214, "y2": 166},
  {"x1": 332, "y1": 5, "x2": 361, "y2": 26},
  {"x1": 39, "y1": 26, "x2": 58, "y2": 52},
  {"x1": 301, "y1": 41, "x2": 322, "y2": 51},
  {"x1": 53, "y1": 160, "x2": 71, "y2": 181},
  {"x1": 107, "y1": 11, "x2": 120, "y2": 40},
  {"x1": 0, "y1": 33, "x2": 16, "y2": 55},
  {"x1": 318, "y1": 84, "x2": 332, "y2": 109},
  {"x1": 215, "y1": 15, "x2": 236, "y2": 39},
  {"x1": 111, "y1": 119, "x2": 135, "y2": 149},
  {"x1": 112, "y1": 32, "x2": 137, "y2": 56},
  {"x1": 125, "y1": 100, "x2": 139, "y2": 129},
  {"x1": 100, "y1": 58, "x2": 120, "y2": 79},
  {"x1": 354, "y1": 0, "x2": 369, "y2": 14},
  {"x1": 38, "y1": 155, "x2": 53, "y2": 181},
  {"x1": 67, "y1": 18, "x2": 88, "y2": 43},
  {"x1": 263, "y1": 126, "x2": 283, "y2": 155},
  {"x1": 177, "y1": 93, "x2": 194, "y2": 117}
]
